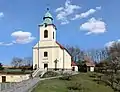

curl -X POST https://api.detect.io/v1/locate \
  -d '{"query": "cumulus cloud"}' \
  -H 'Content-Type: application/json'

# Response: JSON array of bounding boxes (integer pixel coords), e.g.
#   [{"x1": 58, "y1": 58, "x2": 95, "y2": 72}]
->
[
  {"x1": 0, "y1": 12, "x2": 4, "y2": 18},
  {"x1": 105, "y1": 39, "x2": 120, "y2": 47},
  {"x1": 55, "y1": 0, "x2": 81, "y2": 25},
  {"x1": 72, "y1": 6, "x2": 101, "y2": 20},
  {"x1": 105, "y1": 41, "x2": 115, "y2": 47},
  {"x1": 80, "y1": 17, "x2": 106, "y2": 35},
  {"x1": 0, "y1": 31, "x2": 35, "y2": 46},
  {"x1": 11, "y1": 31, "x2": 35, "y2": 44}
]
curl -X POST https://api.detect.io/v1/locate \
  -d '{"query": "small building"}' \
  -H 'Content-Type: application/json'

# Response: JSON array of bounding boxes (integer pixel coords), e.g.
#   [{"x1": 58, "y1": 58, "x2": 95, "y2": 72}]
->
[
  {"x1": 84, "y1": 56, "x2": 95, "y2": 72},
  {"x1": 71, "y1": 61, "x2": 78, "y2": 71},
  {"x1": 85, "y1": 61, "x2": 95, "y2": 72},
  {"x1": 0, "y1": 69, "x2": 30, "y2": 83},
  {"x1": 0, "y1": 74, "x2": 30, "y2": 83}
]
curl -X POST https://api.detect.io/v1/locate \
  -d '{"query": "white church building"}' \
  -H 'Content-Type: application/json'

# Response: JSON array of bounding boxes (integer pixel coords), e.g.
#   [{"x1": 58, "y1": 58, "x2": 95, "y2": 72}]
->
[{"x1": 33, "y1": 9, "x2": 72, "y2": 71}]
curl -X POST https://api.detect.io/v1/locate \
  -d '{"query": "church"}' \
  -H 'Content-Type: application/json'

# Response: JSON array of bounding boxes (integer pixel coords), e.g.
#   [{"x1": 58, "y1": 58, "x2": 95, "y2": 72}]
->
[{"x1": 33, "y1": 9, "x2": 72, "y2": 71}]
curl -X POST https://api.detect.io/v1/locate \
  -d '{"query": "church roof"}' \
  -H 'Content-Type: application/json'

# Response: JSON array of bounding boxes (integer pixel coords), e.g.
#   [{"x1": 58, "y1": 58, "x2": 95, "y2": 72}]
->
[
  {"x1": 56, "y1": 41, "x2": 64, "y2": 49},
  {"x1": 84, "y1": 56, "x2": 95, "y2": 67},
  {"x1": 71, "y1": 61, "x2": 77, "y2": 66},
  {"x1": 56, "y1": 41, "x2": 72, "y2": 57}
]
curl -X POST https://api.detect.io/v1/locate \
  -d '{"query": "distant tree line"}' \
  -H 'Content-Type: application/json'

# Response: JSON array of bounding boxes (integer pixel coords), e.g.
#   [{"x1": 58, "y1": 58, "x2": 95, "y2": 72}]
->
[
  {"x1": 11, "y1": 57, "x2": 33, "y2": 67},
  {"x1": 65, "y1": 45, "x2": 109, "y2": 63}
]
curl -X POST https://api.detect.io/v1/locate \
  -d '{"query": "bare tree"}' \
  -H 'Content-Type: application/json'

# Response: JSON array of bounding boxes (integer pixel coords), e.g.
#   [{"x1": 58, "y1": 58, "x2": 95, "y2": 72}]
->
[
  {"x1": 65, "y1": 45, "x2": 84, "y2": 62},
  {"x1": 107, "y1": 42, "x2": 120, "y2": 73},
  {"x1": 24, "y1": 57, "x2": 33, "y2": 66},
  {"x1": 11, "y1": 57, "x2": 23, "y2": 67},
  {"x1": 85, "y1": 48, "x2": 108, "y2": 63}
]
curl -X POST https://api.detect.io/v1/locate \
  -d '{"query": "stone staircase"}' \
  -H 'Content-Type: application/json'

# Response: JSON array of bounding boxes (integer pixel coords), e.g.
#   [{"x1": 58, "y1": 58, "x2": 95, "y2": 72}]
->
[
  {"x1": 32, "y1": 68, "x2": 41, "y2": 77},
  {"x1": 32, "y1": 68, "x2": 47, "y2": 77}
]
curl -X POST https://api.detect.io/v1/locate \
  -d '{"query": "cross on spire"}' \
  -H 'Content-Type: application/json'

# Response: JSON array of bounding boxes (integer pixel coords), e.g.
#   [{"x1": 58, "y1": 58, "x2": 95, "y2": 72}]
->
[{"x1": 46, "y1": 3, "x2": 50, "y2": 11}]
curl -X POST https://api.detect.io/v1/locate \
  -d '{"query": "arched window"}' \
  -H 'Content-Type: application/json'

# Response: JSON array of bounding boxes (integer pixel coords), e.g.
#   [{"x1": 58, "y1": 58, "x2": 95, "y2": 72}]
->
[
  {"x1": 53, "y1": 32, "x2": 54, "y2": 39},
  {"x1": 44, "y1": 52, "x2": 48, "y2": 57},
  {"x1": 44, "y1": 30, "x2": 48, "y2": 38}
]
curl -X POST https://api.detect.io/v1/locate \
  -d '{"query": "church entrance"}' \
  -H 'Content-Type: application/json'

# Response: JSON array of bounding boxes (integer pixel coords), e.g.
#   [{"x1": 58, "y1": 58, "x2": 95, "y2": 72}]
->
[
  {"x1": 44, "y1": 64, "x2": 48, "y2": 70},
  {"x1": 72, "y1": 67, "x2": 75, "y2": 71},
  {"x1": 2, "y1": 76, "x2": 6, "y2": 83}
]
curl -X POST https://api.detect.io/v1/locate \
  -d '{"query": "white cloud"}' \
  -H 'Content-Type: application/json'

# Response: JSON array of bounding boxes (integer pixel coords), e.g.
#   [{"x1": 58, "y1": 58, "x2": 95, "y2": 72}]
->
[
  {"x1": 55, "y1": 7, "x2": 64, "y2": 12},
  {"x1": 72, "y1": 9, "x2": 96, "y2": 20},
  {"x1": 96, "y1": 6, "x2": 101, "y2": 10},
  {"x1": 0, "y1": 31, "x2": 35, "y2": 46},
  {"x1": 61, "y1": 19, "x2": 69, "y2": 25},
  {"x1": 80, "y1": 17, "x2": 106, "y2": 35},
  {"x1": 72, "y1": 6, "x2": 101, "y2": 20},
  {"x1": 80, "y1": 9, "x2": 96, "y2": 18},
  {"x1": 11, "y1": 31, "x2": 35, "y2": 44},
  {"x1": 105, "y1": 39, "x2": 120, "y2": 47},
  {"x1": 55, "y1": 0, "x2": 81, "y2": 25},
  {"x1": 105, "y1": 41, "x2": 115, "y2": 47},
  {"x1": 0, "y1": 42, "x2": 14, "y2": 46},
  {"x1": 0, "y1": 12, "x2": 4, "y2": 18}
]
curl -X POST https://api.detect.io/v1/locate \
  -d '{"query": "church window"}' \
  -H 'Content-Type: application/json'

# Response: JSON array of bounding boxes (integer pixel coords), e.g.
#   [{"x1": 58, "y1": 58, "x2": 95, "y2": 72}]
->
[
  {"x1": 53, "y1": 32, "x2": 54, "y2": 39},
  {"x1": 44, "y1": 52, "x2": 48, "y2": 57},
  {"x1": 44, "y1": 30, "x2": 48, "y2": 38}
]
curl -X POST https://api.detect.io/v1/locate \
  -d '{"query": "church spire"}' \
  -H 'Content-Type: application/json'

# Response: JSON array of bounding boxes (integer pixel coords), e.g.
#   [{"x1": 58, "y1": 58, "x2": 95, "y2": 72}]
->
[
  {"x1": 43, "y1": 8, "x2": 53, "y2": 20},
  {"x1": 40, "y1": 8, "x2": 56, "y2": 30},
  {"x1": 42, "y1": 8, "x2": 53, "y2": 25}
]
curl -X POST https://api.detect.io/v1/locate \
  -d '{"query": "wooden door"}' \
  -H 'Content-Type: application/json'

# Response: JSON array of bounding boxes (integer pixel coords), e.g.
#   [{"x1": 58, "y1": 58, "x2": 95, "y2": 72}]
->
[
  {"x1": 2, "y1": 76, "x2": 6, "y2": 83},
  {"x1": 72, "y1": 67, "x2": 75, "y2": 71}
]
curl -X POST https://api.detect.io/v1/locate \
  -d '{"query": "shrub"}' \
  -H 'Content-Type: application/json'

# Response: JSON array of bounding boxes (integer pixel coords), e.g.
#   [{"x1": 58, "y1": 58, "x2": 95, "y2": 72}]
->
[
  {"x1": 59, "y1": 72, "x2": 72, "y2": 81},
  {"x1": 42, "y1": 71, "x2": 59, "y2": 78},
  {"x1": 89, "y1": 73, "x2": 98, "y2": 78},
  {"x1": 67, "y1": 81, "x2": 83, "y2": 91},
  {"x1": 0, "y1": 63, "x2": 4, "y2": 70}
]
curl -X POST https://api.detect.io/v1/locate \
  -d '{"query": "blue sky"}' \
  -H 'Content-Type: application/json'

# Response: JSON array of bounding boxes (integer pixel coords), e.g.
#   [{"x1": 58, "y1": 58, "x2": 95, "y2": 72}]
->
[{"x1": 0, "y1": 0, "x2": 120, "y2": 65}]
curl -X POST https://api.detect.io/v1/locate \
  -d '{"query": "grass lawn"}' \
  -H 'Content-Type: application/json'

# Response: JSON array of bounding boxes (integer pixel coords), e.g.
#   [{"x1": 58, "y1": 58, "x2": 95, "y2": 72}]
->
[{"x1": 32, "y1": 73, "x2": 114, "y2": 92}]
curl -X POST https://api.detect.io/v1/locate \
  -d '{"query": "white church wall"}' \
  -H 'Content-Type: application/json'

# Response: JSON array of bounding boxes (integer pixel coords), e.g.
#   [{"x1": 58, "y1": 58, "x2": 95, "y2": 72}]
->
[
  {"x1": 33, "y1": 48, "x2": 38, "y2": 69},
  {"x1": 63, "y1": 50, "x2": 72, "y2": 70},
  {"x1": 38, "y1": 46, "x2": 61, "y2": 69},
  {"x1": 33, "y1": 43, "x2": 72, "y2": 70},
  {"x1": 57, "y1": 48, "x2": 64, "y2": 69},
  {"x1": 72, "y1": 66, "x2": 78, "y2": 71},
  {"x1": 33, "y1": 41, "x2": 58, "y2": 69},
  {"x1": 90, "y1": 67, "x2": 94, "y2": 72},
  {"x1": 0, "y1": 74, "x2": 30, "y2": 83}
]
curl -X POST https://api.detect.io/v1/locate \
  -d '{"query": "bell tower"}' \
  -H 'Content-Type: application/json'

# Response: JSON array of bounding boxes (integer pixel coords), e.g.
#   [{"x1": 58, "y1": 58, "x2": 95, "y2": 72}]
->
[{"x1": 39, "y1": 8, "x2": 56, "y2": 42}]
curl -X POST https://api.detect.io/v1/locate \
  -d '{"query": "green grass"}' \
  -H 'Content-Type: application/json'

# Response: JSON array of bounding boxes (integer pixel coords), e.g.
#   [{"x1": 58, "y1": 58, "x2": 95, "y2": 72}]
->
[{"x1": 32, "y1": 73, "x2": 114, "y2": 92}]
